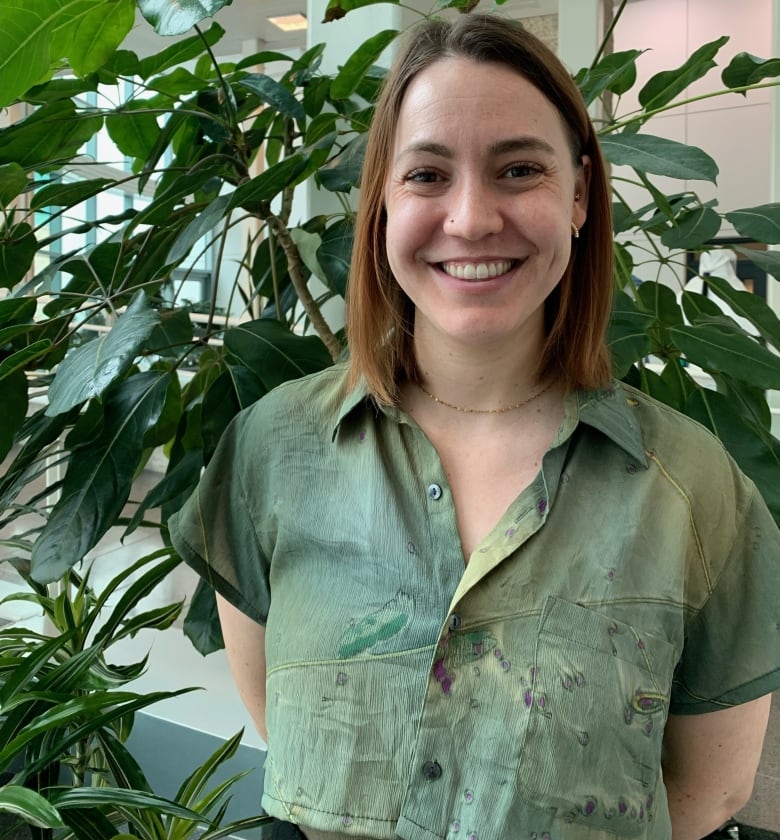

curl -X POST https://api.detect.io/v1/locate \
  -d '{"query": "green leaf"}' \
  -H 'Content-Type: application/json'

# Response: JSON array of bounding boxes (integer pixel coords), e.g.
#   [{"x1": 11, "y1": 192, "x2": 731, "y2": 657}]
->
[
  {"x1": 183, "y1": 578, "x2": 224, "y2": 655},
  {"x1": 0, "y1": 785, "x2": 64, "y2": 829},
  {"x1": 136, "y1": 0, "x2": 234, "y2": 36},
  {"x1": 0, "y1": 340, "x2": 53, "y2": 381},
  {"x1": 124, "y1": 449, "x2": 202, "y2": 537},
  {"x1": 704, "y1": 274, "x2": 780, "y2": 351},
  {"x1": 576, "y1": 49, "x2": 641, "y2": 106},
  {"x1": 318, "y1": 133, "x2": 366, "y2": 193},
  {"x1": 685, "y1": 388, "x2": 780, "y2": 522},
  {"x1": 106, "y1": 110, "x2": 161, "y2": 160},
  {"x1": 0, "y1": 163, "x2": 30, "y2": 206},
  {"x1": 660, "y1": 207, "x2": 722, "y2": 249},
  {"x1": 324, "y1": 0, "x2": 399, "y2": 21},
  {"x1": 600, "y1": 133, "x2": 719, "y2": 183},
  {"x1": 608, "y1": 291, "x2": 653, "y2": 377},
  {"x1": 238, "y1": 74, "x2": 305, "y2": 123},
  {"x1": 0, "y1": 100, "x2": 103, "y2": 173},
  {"x1": 722, "y1": 52, "x2": 780, "y2": 91},
  {"x1": 167, "y1": 195, "x2": 231, "y2": 265},
  {"x1": 51, "y1": 0, "x2": 135, "y2": 77},
  {"x1": 228, "y1": 154, "x2": 310, "y2": 212},
  {"x1": 330, "y1": 29, "x2": 398, "y2": 99},
  {"x1": 33, "y1": 371, "x2": 170, "y2": 581},
  {"x1": 736, "y1": 247, "x2": 780, "y2": 281},
  {"x1": 31, "y1": 177, "x2": 116, "y2": 210},
  {"x1": 613, "y1": 242, "x2": 634, "y2": 289},
  {"x1": 317, "y1": 218, "x2": 353, "y2": 297},
  {"x1": 670, "y1": 323, "x2": 780, "y2": 390},
  {"x1": 639, "y1": 36, "x2": 729, "y2": 112},
  {"x1": 0, "y1": 0, "x2": 91, "y2": 107},
  {"x1": 0, "y1": 221, "x2": 37, "y2": 288},
  {"x1": 137, "y1": 22, "x2": 225, "y2": 78},
  {"x1": 223, "y1": 318, "x2": 333, "y2": 390},
  {"x1": 636, "y1": 278, "x2": 684, "y2": 327},
  {"x1": 724, "y1": 203, "x2": 780, "y2": 244},
  {"x1": 46, "y1": 291, "x2": 160, "y2": 416},
  {"x1": 0, "y1": 370, "x2": 28, "y2": 461}
]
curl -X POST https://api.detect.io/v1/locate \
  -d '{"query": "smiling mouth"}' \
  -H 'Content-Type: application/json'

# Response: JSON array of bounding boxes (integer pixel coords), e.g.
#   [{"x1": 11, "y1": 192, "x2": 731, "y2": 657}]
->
[{"x1": 440, "y1": 259, "x2": 516, "y2": 280}]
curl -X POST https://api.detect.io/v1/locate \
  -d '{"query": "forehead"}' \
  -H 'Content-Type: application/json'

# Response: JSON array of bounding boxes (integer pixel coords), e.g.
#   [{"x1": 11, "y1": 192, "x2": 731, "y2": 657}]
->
[{"x1": 392, "y1": 57, "x2": 571, "y2": 155}]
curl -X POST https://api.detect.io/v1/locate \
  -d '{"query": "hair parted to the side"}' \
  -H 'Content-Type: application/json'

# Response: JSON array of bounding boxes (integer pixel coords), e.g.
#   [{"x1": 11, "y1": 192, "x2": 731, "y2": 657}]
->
[{"x1": 346, "y1": 13, "x2": 613, "y2": 404}]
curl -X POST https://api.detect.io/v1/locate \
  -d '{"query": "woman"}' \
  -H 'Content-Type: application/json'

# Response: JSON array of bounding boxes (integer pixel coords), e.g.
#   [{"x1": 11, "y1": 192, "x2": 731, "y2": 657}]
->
[{"x1": 170, "y1": 14, "x2": 780, "y2": 840}]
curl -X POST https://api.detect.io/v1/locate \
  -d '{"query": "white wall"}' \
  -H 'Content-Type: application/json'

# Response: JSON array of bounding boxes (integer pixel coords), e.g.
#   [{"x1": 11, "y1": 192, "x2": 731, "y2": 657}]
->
[{"x1": 610, "y1": 0, "x2": 775, "y2": 286}]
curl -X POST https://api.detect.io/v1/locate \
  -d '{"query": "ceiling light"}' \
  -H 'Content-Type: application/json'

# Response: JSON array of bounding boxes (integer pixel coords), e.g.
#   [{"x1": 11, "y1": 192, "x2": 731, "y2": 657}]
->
[{"x1": 268, "y1": 13, "x2": 308, "y2": 31}]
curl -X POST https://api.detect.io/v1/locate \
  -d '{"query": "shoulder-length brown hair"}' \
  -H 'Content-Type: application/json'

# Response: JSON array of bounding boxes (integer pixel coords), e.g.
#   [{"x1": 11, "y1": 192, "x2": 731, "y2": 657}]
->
[{"x1": 346, "y1": 13, "x2": 613, "y2": 403}]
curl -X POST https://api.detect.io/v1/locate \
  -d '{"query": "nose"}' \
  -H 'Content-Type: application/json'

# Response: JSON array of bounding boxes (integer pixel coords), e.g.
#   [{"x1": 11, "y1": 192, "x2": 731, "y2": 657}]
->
[{"x1": 444, "y1": 179, "x2": 504, "y2": 240}]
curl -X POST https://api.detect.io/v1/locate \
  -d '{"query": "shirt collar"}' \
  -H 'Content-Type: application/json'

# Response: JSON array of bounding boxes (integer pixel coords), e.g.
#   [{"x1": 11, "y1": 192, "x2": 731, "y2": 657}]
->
[
  {"x1": 333, "y1": 376, "x2": 647, "y2": 468},
  {"x1": 574, "y1": 383, "x2": 648, "y2": 467}
]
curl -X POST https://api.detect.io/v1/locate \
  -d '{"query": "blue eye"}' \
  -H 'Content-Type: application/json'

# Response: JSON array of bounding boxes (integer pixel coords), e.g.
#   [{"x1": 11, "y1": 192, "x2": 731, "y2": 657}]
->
[
  {"x1": 406, "y1": 169, "x2": 440, "y2": 183},
  {"x1": 505, "y1": 163, "x2": 542, "y2": 178}
]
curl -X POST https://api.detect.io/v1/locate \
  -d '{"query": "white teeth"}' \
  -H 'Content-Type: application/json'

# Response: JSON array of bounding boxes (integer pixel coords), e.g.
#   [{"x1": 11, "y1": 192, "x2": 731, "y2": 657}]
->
[{"x1": 441, "y1": 260, "x2": 513, "y2": 280}]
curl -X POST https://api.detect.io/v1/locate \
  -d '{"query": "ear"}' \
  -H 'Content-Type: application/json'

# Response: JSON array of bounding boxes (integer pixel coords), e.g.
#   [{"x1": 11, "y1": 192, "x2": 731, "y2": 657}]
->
[{"x1": 573, "y1": 155, "x2": 591, "y2": 229}]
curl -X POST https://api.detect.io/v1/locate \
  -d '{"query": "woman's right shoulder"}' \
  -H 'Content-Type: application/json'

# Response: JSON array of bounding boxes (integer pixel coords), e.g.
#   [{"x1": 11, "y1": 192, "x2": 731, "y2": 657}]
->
[{"x1": 236, "y1": 361, "x2": 352, "y2": 434}]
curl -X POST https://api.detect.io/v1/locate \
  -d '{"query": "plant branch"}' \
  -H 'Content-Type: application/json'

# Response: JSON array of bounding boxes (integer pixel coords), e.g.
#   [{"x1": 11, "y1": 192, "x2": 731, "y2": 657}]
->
[{"x1": 266, "y1": 213, "x2": 342, "y2": 360}]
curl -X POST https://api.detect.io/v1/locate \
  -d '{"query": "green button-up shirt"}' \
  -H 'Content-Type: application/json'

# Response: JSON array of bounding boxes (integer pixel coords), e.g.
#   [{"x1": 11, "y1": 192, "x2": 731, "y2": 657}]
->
[{"x1": 169, "y1": 362, "x2": 780, "y2": 840}]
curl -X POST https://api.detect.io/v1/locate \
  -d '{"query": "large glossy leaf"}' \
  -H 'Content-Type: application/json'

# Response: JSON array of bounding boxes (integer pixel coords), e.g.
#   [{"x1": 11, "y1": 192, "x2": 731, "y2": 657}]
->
[
  {"x1": 608, "y1": 291, "x2": 653, "y2": 376},
  {"x1": 0, "y1": 163, "x2": 30, "y2": 205},
  {"x1": 223, "y1": 318, "x2": 333, "y2": 390},
  {"x1": 50, "y1": 0, "x2": 135, "y2": 77},
  {"x1": 238, "y1": 74, "x2": 305, "y2": 123},
  {"x1": 31, "y1": 177, "x2": 116, "y2": 210},
  {"x1": 670, "y1": 323, "x2": 780, "y2": 390},
  {"x1": 724, "y1": 203, "x2": 780, "y2": 244},
  {"x1": 737, "y1": 247, "x2": 780, "y2": 282},
  {"x1": 46, "y1": 291, "x2": 159, "y2": 416},
  {"x1": 106, "y1": 110, "x2": 161, "y2": 160},
  {"x1": 0, "y1": 0, "x2": 92, "y2": 107},
  {"x1": 318, "y1": 133, "x2": 366, "y2": 193},
  {"x1": 613, "y1": 242, "x2": 634, "y2": 289},
  {"x1": 704, "y1": 275, "x2": 780, "y2": 351},
  {"x1": 137, "y1": 0, "x2": 234, "y2": 36},
  {"x1": 228, "y1": 154, "x2": 311, "y2": 212},
  {"x1": 183, "y1": 578, "x2": 224, "y2": 655},
  {"x1": 0, "y1": 339, "x2": 53, "y2": 380},
  {"x1": 638, "y1": 37, "x2": 729, "y2": 112},
  {"x1": 137, "y1": 22, "x2": 224, "y2": 79},
  {"x1": 0, "y1": 370, "x2": 28, "y2": 461},
  {"x1": 660, "y1": 207, "x2": 721, "y2": 249},
  {"x1": 722, "y1": 52, "x2": 780, "y2": 90},
  {"x1": 0, "y1": 221, "x2": 37, "y2": 288},
  {"x1": 685, "y1": 388, "x2": 780, "y2": 522},
  {"x1": 317, "y1": 218, "x2": 354, "y2": 297},
  {"x1": 32, "y1": 371, "x2": 170, "y2": 582},
  {"x1": 0, "y1": 100, "x2": 102, "y2": 172},
  {"x1": 324, "y1": 0, "x2": 399, "y2": 21},
  {"x1": 167, "y1": 194, "x2": 231, "y2": 265},
  {"x1": 576, "y1": 49, "x2": 641, "y2": 106},
  {"x1": 0, "y1": 785, "x2": 64, "y2": 829},
  {"x1": 600, "y1": 133, "x2": 718, "y2": 183},
  {"x1": 330, "y1": 29, "x2": 398, "y2": 99}
]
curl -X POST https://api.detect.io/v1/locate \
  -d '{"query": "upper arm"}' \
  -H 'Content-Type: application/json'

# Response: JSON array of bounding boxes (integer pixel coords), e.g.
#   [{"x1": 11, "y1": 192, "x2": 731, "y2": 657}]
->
[
  {"x1": 662, "y1": 694, "x2": 772, "y2": 838},
  {"x1": 216, "y1": 594, "x2": 268, "y2": 742}
]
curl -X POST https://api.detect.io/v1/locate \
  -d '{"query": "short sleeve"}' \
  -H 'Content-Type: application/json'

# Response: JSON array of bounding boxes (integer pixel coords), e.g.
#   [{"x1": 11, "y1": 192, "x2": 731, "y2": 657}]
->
[
  {"x1": 168, "y1": 409, "x2": 271, "y2": 625},
  {"x1": 670, "y1": 475, "x2": 780, "y2": 713}
]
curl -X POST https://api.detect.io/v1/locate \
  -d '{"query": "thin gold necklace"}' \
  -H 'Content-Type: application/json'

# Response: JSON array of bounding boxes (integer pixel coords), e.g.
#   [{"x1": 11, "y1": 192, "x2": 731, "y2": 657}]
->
[{"x1": 415, "y1": 378, "x2": 554, "y2": 414}]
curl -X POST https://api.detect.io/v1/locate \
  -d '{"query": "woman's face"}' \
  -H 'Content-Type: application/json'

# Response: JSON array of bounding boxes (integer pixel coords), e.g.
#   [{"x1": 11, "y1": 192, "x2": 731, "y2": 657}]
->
[{"x1": 384, "y1": 57, "x2": 589, "y2": 355}]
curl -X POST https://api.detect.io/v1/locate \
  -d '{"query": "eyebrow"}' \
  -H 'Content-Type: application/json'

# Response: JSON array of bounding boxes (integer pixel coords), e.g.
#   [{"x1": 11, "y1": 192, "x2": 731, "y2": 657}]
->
[{"x1": 398, "y1": 136, "x2": 557, "y2": 159}]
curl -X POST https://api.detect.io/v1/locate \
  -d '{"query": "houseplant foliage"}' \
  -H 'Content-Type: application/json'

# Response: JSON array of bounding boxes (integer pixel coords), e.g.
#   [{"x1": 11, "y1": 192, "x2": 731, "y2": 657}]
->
[
  {"x1": 0, "y1": 0, "x2": 779, "y2": 668},
  {"x1": 0, "y1": 549, "x2": 271, "y2": 838}
]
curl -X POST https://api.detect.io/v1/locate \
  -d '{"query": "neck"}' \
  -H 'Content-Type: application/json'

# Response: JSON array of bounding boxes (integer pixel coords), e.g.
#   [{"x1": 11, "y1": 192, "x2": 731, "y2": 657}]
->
[{"x1": 412, "y1": 328, "x2": 545, "y2": 411}]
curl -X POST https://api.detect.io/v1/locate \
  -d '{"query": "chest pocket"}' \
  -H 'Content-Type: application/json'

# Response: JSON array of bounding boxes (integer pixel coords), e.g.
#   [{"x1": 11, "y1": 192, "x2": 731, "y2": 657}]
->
[{"x1": 516, "y1": 597, "x2": 675, "y2": 836}]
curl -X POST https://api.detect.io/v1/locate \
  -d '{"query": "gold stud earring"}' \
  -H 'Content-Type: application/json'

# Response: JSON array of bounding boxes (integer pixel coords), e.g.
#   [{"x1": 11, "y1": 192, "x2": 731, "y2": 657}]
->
[{"x1": 571, "y1": 222, "x2": 580, "y2": 239}]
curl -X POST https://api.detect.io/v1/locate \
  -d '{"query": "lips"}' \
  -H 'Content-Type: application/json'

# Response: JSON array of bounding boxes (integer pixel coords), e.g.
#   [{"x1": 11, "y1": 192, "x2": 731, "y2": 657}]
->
[{"x1": 440, "y1": 259, "x2": 515, "y2": 280}]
